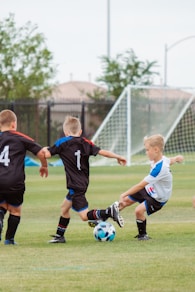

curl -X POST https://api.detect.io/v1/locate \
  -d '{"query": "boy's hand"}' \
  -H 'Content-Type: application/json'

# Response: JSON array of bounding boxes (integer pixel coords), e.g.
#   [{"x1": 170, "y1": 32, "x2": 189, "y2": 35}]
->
[
  {"x1": 39, "y1": 166, "x2": 48, "y2": 177},
  {"x1": 176, "y1": 155, "x2": 184, "y2": 163},
  {"x1": 117, "y1": 156, "x2": 127, "y2": 166}
]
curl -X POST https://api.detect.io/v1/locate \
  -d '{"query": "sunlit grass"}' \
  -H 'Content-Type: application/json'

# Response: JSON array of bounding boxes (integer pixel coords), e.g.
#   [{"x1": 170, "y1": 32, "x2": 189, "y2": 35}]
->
[{"x1": 0, "y1": 164, "x2": 195, "y2": 292}]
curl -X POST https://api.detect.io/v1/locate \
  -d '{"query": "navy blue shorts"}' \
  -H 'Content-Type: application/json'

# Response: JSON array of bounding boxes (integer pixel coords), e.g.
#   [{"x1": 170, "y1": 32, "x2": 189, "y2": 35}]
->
[
  {"x1": 0, "y1": 190, "x2": 25, "y2": 207},
  {"x1": 128, "y1": 188, "x2": 166, "y2": 215},
  {"x1": 66, "y1": 188, "x2": 88, "y2": 212}
]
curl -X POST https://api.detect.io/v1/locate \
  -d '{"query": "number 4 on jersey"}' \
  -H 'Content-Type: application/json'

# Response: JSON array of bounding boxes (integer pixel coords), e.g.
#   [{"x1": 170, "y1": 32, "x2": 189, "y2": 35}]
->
[{"x1": 0, "y1": 145, "x2": 10, "y2": 166}]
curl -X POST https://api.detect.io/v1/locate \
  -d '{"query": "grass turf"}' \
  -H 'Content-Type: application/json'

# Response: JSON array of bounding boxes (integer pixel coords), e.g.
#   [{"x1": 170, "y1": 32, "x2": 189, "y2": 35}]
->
[{"x1": 0, "y1": 164, "x2": 195, "y2": 292}]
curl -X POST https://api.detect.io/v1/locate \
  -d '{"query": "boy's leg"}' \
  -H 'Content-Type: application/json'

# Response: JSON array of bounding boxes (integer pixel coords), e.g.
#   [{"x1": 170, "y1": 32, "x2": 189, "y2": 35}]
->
[
  {"x1": 49, "y1": 216, "x2": 70, "y2": 243},
  {"x1": 87, "y1": 201, "x2": 124, "y2": 228},
  {"x1": 49, "y1": 197, "x2": 72, "y2": 243},
  {"x1": 4, "y1": 214, "x2": 20, "y2": 245},
  {"x1": 135, "y1": 219, "x2": 150, "y2": 240},
  {"x1": 0, "y1": 207, "x2": 7, "y2": 241},
  {"x1": 4, "y1": 193, "x2": 23, "y2": 245},
  {"x1": 134, "y1": 201, "x2": 150, "y2": 240}
]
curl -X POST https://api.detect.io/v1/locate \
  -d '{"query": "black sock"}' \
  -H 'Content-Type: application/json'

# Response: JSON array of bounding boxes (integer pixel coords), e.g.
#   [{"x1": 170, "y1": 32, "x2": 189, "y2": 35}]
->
[
  {"x1": 136, "y1": 219, "x2": 147, "y2": 235},
  {"x1": 56, "y1": 216, "x2": 70, "y2": 237},
  {"x1": 5, "y1": 214, "x2": 20, "y2": 240},
  {"x1": 87, "y1": 208, "x2": 110, "y2": 221}
]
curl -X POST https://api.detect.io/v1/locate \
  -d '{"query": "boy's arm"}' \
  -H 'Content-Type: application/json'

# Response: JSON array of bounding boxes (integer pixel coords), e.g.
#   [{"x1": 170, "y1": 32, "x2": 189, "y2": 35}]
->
[
  {"x1": 119, "y1": 179, "x2": 148, "y2": 208},
  {"x1": 98, "y1": 149, "x2": 127, "y2": 165},
  {"x1": 36, "y1": 149, "x2": 48, "y2": 177},
  {"x1": 169, "y1": 155, "x2": 184, "y2": 165},
  {"x1": 120, "y1": 180, "x2": 148, "y2": 200}
]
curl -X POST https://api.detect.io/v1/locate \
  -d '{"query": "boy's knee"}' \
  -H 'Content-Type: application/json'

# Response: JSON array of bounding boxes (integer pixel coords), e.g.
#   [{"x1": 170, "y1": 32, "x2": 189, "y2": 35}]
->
[
  {"x1": 80, "y1": 216, "x2": 88, "y2": 221},
  {"x1": 135, "y1": 206, "x2": 144, "y2": 218},
  {"x1": 79, "y1": 212, "x2": 88, "y2": 221}
]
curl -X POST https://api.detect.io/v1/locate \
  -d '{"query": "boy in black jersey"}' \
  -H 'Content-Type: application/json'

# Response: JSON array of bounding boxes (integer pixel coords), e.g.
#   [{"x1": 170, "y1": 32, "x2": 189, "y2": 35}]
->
[
  {"x1": 43, "y1": 115, "x2": 126, "y2": 243},
  {"x1": 0, "y1": 109, "x2": 48, "y2": 245}
]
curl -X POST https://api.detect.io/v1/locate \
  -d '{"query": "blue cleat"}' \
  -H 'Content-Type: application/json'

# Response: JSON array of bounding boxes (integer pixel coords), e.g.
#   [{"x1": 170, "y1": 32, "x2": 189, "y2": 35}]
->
[{"x1": 4, "y1": 238, "x2": 17, "y2": 245}]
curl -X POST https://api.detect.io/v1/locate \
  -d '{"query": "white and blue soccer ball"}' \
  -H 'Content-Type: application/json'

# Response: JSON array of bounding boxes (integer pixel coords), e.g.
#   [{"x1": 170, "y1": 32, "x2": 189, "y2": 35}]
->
[{"x1": 93, "y1": 221, "x2": 116, "y2": 242}]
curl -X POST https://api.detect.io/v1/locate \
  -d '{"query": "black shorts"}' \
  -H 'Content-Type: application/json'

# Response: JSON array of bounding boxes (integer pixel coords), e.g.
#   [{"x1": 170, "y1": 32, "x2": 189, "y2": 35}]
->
[
  {"x1": 66, "y1": 188, "x2": 88, "y2": 212},
  {"x1": 0, "y1": 190, "x2": 25, "y2": 207},
  {"x1": 129, "y1": 188, "x2": 166, "y2": 215}
]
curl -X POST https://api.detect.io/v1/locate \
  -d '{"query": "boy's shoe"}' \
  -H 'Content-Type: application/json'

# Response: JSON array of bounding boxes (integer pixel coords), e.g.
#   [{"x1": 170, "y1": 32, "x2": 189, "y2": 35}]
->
[
  {"x1": 110, "y1": 201, "x2": 124, "y2": 228},
  {"x1": 88, "y1": 220, "x2": 102, "y2": 228},
  {"x1": 135, "y1": 234, "x2": 151, "y2": 241},
  {"x1": 4, "y1": 238, "x2": 17, "y2": 245},
  {"x1": 48, "y1": 235, "x2": 66, "y2": 243}
]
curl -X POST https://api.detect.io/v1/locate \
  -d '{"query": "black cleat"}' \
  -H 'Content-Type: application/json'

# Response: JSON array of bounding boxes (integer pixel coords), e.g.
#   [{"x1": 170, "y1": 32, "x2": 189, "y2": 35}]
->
[
  {"x1": 88, "y1": 220, "x2": 102, "y2": 228},
  {"x1": 135, "y1": 234, "x2": 151, "y2": 241},
  {"x1": 110, "y1": 201, "x2": 124, "y2": 228},
  {"x1": 48, "y1": 235, "x2": 66, "y2": 243}
]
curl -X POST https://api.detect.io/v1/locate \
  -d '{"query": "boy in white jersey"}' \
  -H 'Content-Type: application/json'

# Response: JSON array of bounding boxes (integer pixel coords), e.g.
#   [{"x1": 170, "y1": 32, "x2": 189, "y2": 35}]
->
[{"x1": 118, "y1": 134, "x2": 183, "y2": 240}]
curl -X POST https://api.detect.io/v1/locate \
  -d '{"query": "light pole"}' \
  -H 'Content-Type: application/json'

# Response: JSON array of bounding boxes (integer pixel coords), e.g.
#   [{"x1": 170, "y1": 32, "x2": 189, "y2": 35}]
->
[
  {"x1": 164, "y1": 35, "x2": 195, "y2": 86},
  {"x1": 107, "y1": 0, "x2": 110, "y2": 58}
]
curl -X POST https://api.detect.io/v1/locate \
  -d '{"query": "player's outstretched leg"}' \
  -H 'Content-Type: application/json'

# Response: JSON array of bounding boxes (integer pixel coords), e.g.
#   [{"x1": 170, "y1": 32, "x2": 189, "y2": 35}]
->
[
  {"x1": 110, "y1": 201, "x2": 124, "y2": 228},
  {"x1": 87, "y1": 203, "x2": 124, "y2": 228}
]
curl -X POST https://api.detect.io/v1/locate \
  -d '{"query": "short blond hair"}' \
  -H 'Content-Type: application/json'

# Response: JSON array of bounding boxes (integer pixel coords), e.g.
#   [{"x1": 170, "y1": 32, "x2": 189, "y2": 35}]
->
[
  {"x1": 63, "y1": 116, "x2": 81, "y2": 135},
  {"x1": 144, "y1": 134, "x2": 165, "y2": 152},
  {"x1": 0, "y1": 109, "x2": 17, "y2": 128}
]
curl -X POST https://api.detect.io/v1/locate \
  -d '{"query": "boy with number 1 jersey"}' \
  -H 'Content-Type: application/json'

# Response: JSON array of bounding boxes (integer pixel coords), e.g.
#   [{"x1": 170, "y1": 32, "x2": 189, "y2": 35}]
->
[{"x1": 43, "y1": 115, "x2": 126, "y2": 243}]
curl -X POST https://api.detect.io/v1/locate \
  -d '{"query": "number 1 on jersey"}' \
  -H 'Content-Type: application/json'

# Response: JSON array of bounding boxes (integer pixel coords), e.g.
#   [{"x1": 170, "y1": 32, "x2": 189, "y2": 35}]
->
[{"x1": 75, "y1": 149, "x2": 81, "y2": 170}]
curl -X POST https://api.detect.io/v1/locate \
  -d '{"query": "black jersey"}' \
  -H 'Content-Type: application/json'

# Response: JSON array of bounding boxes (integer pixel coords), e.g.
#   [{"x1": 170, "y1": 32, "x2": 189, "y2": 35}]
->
[
  {"x1": 49, "y1": 136, "x2": 100, "y2": 191},
  {"x1": 0, "y1": 130, "x2": 42, "y2": 192}
]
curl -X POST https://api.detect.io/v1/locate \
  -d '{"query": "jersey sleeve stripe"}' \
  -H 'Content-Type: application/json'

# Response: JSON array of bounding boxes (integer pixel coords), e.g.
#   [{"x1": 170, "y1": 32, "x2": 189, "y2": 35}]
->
[{"x1": 10, "y1": 130, "x2": 35, "y2": 141}]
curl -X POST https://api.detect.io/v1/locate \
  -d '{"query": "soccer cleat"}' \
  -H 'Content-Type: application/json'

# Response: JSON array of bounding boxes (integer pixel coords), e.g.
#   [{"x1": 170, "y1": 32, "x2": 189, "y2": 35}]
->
[
  {"x1": 88, "y1": 220, "x2": 102, "y2": 228},
  {"x1": 48, "y1": 234, "x2": 66, "y2": 243},
  {"x1": 4, "y1": 238, "x2": 17, "y2": 245},
  {"x1": 135, "y1": 234, "x2": 151, "y2": 241},
  {"x1": 110, "y1": 201, "x2": 124, "y2": 228}
]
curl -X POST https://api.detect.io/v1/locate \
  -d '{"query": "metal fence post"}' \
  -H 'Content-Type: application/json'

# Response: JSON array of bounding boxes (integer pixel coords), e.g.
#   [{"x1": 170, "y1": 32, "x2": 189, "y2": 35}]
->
[
  {"x1": 47, "y1": 101, "x2": 51, "y2": 146},
  {"x1": 81, "y1": 101, "x2": 85, "y2": 136}
]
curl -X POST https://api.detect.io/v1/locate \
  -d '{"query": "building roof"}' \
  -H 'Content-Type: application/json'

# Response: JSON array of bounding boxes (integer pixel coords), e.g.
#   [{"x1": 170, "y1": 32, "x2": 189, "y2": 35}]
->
[{"x1": 50, "y1": 81, "x2": 107, "y2": 102}]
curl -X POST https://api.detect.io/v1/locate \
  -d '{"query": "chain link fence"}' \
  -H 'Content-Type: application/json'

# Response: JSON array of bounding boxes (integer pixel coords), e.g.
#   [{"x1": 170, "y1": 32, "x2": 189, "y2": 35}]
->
[{"x1": 0, "y1": 100, "x2": 114, "y2": 146}]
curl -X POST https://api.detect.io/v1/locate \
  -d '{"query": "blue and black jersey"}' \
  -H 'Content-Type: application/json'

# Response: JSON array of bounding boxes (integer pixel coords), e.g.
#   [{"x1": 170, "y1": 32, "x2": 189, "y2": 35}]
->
[
  {"x1": 48, "y1": 136, "x2": 100, "y2": 191},
  {"x1": 0, "y1": 130, "x2": 42, "y2": 192}
]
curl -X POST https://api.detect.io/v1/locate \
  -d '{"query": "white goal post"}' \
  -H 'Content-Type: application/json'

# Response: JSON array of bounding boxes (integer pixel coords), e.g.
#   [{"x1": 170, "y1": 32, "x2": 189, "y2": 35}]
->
[{"x1": 90, "y1": 85, "x2": 195, "y2": 166}]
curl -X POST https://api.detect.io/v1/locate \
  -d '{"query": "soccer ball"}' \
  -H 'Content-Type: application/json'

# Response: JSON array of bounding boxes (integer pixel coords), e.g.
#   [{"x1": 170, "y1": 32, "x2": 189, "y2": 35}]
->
[{"x1": 93, "y1": 221, "x2": 116, "y2": 242}]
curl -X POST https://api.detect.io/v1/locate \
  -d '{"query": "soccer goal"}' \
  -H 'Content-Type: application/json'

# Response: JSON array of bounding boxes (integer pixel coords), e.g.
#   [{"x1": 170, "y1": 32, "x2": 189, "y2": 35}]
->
[{"x1": 90, "y1": 85, "x2": 195, "y2": 166}]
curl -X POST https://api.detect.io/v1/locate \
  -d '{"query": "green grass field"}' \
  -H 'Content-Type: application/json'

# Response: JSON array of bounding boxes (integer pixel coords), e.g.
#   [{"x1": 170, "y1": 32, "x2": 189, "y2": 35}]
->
[{"x1": 1, "y1": 163, "x2": 195, "y2": 292}]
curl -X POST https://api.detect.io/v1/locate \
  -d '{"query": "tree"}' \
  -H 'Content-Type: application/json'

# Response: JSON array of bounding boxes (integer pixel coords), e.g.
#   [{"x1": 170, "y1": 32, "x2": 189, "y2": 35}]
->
[
  {"x1": 97, "y1": 49, "x2": 159, "y2": 99},
  {"x1": 0, "y1": 14, "x2": 57, "y2": 100}
]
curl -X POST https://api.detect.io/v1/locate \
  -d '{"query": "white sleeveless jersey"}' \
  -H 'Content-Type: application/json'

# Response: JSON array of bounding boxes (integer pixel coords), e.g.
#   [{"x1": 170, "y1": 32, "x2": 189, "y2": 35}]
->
[{"x1": 144, "y1": 156, "x2": 172, "y2": 203}]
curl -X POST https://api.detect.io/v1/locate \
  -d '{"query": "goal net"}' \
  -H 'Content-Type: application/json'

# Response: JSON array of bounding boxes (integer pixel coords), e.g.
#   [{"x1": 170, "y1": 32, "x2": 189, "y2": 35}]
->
[{"x1": 90, "y1": 85, "x2": 195, "y2": 166}]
